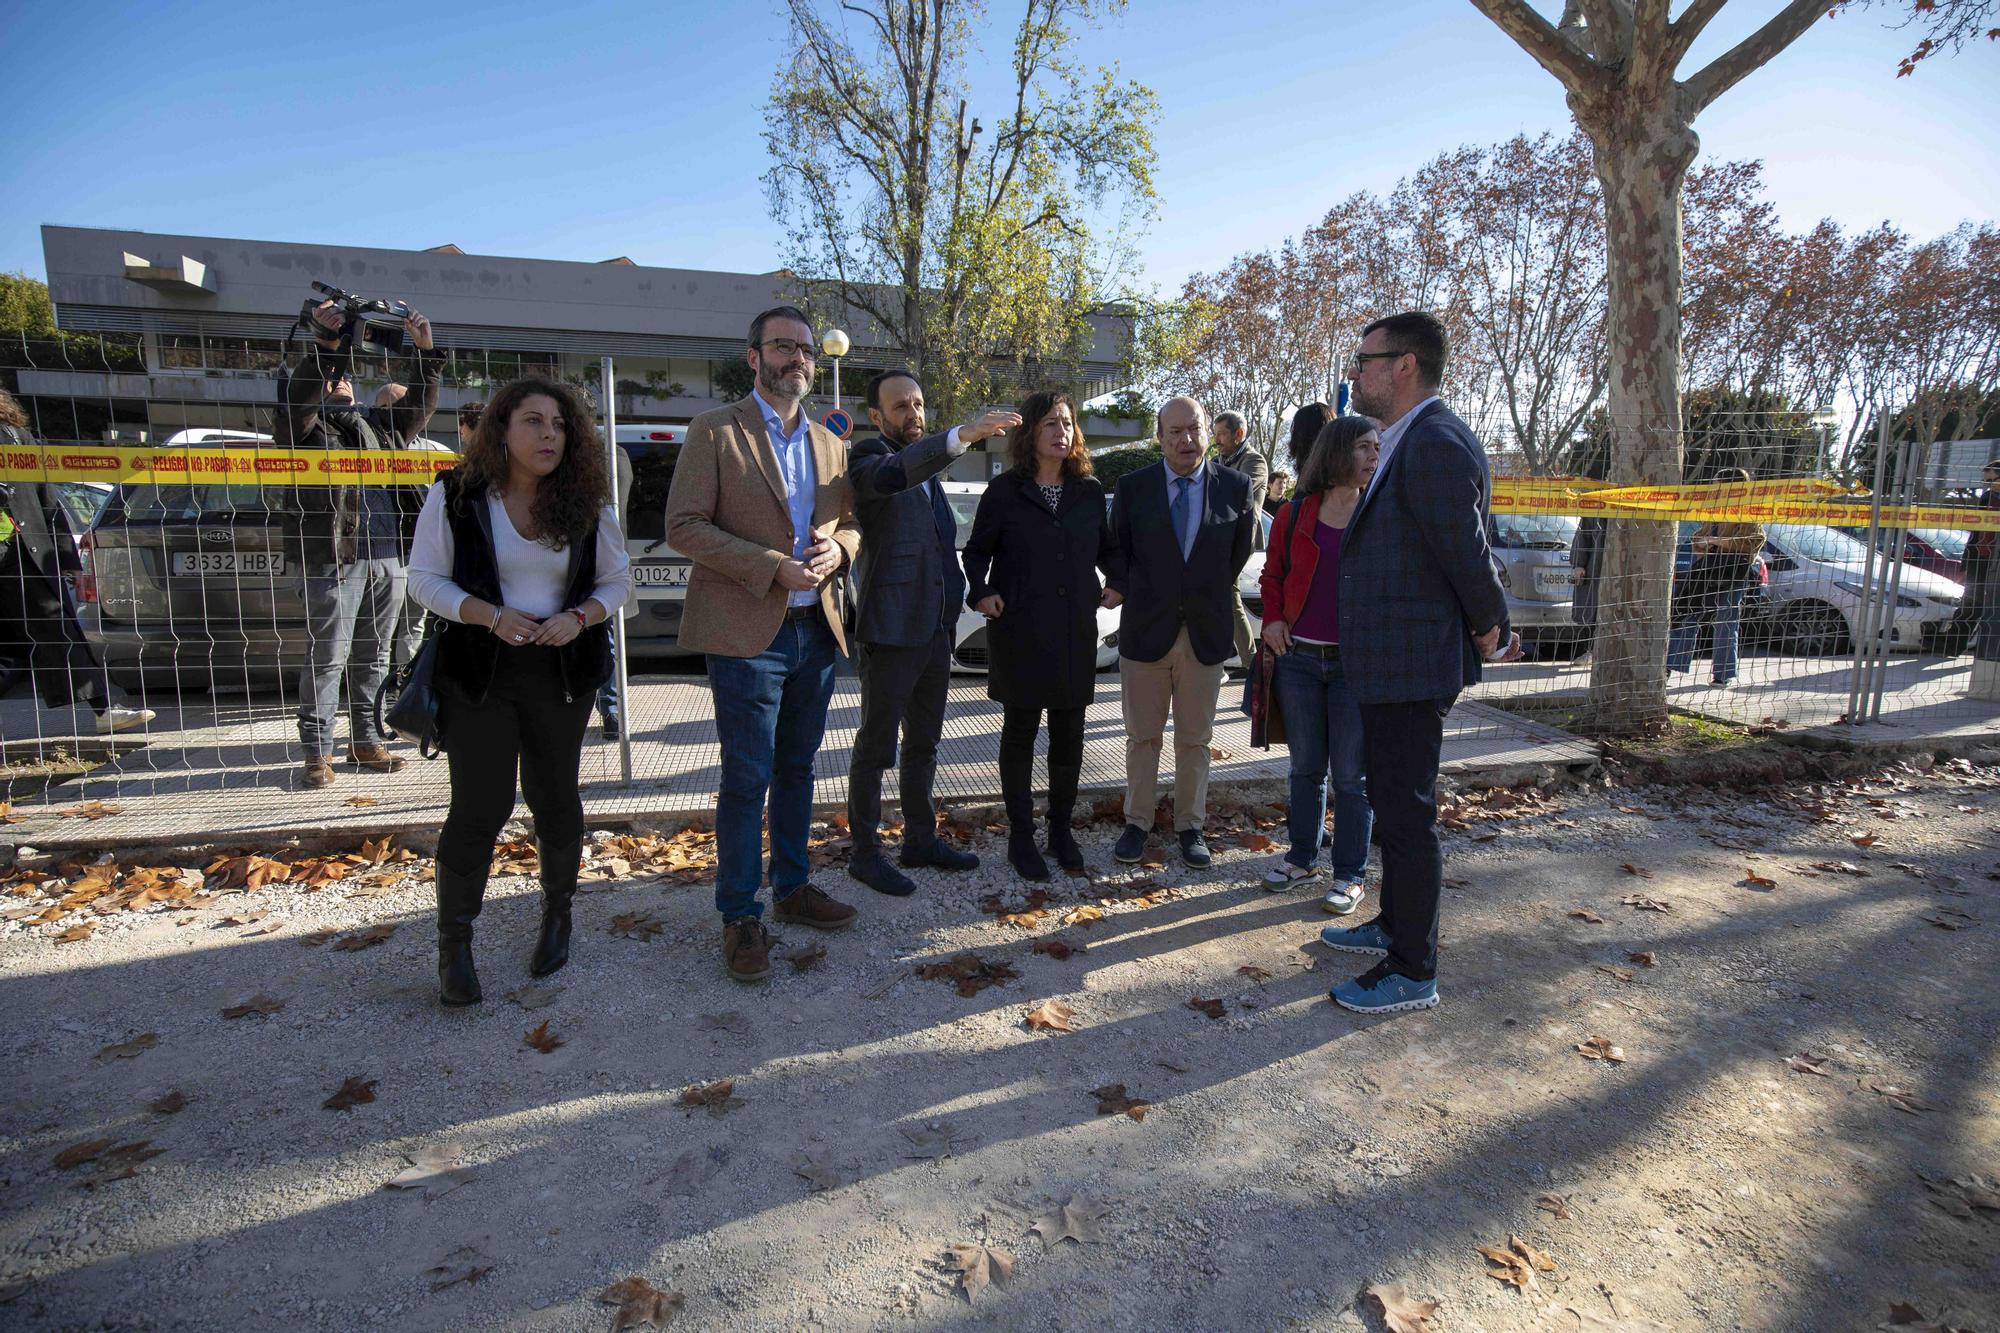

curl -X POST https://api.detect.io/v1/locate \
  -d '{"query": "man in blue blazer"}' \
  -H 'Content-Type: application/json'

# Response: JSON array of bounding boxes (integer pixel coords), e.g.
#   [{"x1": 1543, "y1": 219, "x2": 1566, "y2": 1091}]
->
[
  {"x1": 1324, "y1": 312, "x2": 1519, "y2": 1016},
  {"x1": 845, "y1": 371, "x2": 1020, "y2": 897},
  {"x1": 1105, "y1": 396, "x2": 1258, "y2": 868}
]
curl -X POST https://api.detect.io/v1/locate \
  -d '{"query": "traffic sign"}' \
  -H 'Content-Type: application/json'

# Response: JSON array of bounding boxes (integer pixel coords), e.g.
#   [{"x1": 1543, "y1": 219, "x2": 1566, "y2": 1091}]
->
[{"x1": 822, "y1": 408, "x2": 853, "y2": 440}]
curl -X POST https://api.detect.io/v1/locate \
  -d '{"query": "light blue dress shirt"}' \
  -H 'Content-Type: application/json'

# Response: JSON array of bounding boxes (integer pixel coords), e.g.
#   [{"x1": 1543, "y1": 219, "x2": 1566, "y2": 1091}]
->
[
  {"x1": 751, "y1": 388, "x2": 822, "y2": 608},
  {"x1": 1165, "y1": 459, "x2": 1207, "y2": 560},
  {"x1": 1361, "y1": 393, "x2": 1439, "y2": 506}
]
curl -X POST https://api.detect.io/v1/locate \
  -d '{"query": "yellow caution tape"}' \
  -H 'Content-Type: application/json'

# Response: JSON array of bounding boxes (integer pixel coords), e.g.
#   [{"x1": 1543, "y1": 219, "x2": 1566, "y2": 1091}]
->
[
  {"x1": 0, "y1": 443, "x2": 459, "y2": 487},
  {"x1": 1491, "y1": 475, "x2": 2000, "y2": 531}
]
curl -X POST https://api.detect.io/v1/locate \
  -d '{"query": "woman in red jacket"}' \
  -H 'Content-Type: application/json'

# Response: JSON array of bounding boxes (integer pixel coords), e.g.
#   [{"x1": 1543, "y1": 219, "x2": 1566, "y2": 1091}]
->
[{"x1": 1257, "y1": 415, "x2": 1381, "y2": 913}]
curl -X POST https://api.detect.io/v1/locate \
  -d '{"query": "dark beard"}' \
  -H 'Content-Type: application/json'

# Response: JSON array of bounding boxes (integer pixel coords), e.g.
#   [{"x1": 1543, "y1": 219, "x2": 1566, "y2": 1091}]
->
[
  {"x1": 757, "y1": 362, "x2": 807, "y2": 402},
  {"x1": 893, "y1": 421, "x2": 924, "y2": 445}
]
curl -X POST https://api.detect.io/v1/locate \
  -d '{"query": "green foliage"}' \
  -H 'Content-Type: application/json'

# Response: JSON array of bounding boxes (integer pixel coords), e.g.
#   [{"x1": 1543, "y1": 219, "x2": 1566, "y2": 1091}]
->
[
  {"x1": 712, "y1": 360, "x2": 756, "y2": 404},
  {"x1": 1090, "y1": 443, "x2": 1160, "y2": 488},
  {"x1": 0, "y1": 273, "x2": 57, "y2": 336},
  {"x1": 762, "y1": 0, "x2": 1159, "y2": 420}
]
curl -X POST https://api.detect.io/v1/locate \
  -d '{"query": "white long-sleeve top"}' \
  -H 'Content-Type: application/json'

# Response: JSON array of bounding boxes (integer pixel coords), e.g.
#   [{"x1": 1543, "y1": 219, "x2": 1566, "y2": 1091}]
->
[{"x1": 406, "y1": 482, "x2": 632, "y2": 624}]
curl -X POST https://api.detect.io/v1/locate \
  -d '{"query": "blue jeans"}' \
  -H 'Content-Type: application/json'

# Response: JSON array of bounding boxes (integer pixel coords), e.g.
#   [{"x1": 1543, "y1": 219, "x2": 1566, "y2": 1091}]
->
[
  {"x1": 1666, "y1": 586, "x2": 1744, "y2": 682},
  {"x1": 706, "y1": 615, "x2": 837, "y2": 922},
  {"x1": 1271, "y1": 648, "x2": 1372, "y2": 881},
  {"x1": 297, "y1": 558, "x2": 405, "y2": 756}
]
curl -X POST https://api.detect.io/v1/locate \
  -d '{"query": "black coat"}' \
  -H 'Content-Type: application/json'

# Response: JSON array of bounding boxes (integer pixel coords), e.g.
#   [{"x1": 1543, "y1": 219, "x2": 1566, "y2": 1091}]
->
[
  {"x1": 961, "y1": 471, "x2": 1122, "y2": 709},
  {"x1": 1107, "y1": 459, "x2": 1256, "y2": 666},
  {"x1": 847, "y1": 430, "x2": 965, "y2": 647}
]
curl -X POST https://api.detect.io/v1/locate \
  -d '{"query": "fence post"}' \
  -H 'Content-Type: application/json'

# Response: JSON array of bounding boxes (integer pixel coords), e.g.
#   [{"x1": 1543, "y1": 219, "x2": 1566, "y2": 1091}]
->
[
  {"x1": 1847, "y1": 405, "x2": 1892, "y2": 725},
  {"x1": 601, "y1": 357, "x2": 633, "y2": 783},
  {"x1": 1869, "y1": 435, "x2": 1922, "y2": 721}
]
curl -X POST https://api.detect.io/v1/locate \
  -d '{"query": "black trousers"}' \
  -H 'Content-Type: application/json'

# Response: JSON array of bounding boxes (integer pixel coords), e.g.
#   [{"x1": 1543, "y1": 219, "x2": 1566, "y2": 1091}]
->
[
  {"x1": 849, "y1": 628, "x2": 953, "y2": 849},
  {"x1": 437, "y1": 646, "x2": 595, "y2": 872},
  {"x1": 999, "y1": 703, "x2": 1086, "y2": 831},
  {"x1": 1358, "y1": 696, "x2": 1453, "y2": 981}
]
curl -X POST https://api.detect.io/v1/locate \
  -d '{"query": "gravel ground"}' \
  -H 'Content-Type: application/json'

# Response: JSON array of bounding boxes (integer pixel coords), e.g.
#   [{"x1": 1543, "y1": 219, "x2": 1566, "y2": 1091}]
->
[{"x1": 1, "y1": 755, "x2": 1997, "y2": 1332}]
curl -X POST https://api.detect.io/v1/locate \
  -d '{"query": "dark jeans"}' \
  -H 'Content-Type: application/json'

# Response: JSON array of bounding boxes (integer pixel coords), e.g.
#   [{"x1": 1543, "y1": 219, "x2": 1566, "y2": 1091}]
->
[
  {"x1": 999, "y1": 703, "x2": 1086, "y2": 830},
  {"x1": 1271, "y1": 648, "x2": 1372, "y2": 880},
  {"x1": 1358, "y1": 695, "x2": 1453, "y2": 981},
  {"x1": 1666, "y1": 586, "x2": 1745, "y2": 682},
  {"x1": 297, "y1": 558, "x2": 405, "y2": 756},
  {"x1": 850, "y1": 628, "x2": 952, "y2": 850},
  {"x1": 706, "y1": 614, "x2": 837, "y2": 922},
  {"x1": 436, "y1": 646, "x2": 594, "y2": 872}
]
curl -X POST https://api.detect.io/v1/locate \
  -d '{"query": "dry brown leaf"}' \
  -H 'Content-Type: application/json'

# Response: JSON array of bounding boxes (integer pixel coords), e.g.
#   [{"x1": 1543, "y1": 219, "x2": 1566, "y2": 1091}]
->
[
  {"x1": 1742, "y1": 868, "x2": 1778, "y2": 889},
  {"x1": 149, "y1": 1089, "x2": 188, "y2": 1115},
  {"x1": 1536, "y1": 1192, "x2": 1574, "y2": 1220},
  {"x1": 784, "y1": 942, "x2": 826, "y2": 973},
  {"x1": 1187, "y1": 995, "x2": 1227, "y2": 1020},
  {"x1": 332, "y1": 923, "x2": 394, "y2": 952},
  {"x1": 0, "y1": 801, "x2": 28, "y2": 824},
  {"x1": 96, "y1": 1033, "x2": 157, "y2": 1061},
  {"x1": 1863, "y1": 1079, "x2": 1934, "y2": 1114},
  {"x1": 1236, "y1": 964, "x2": 1273, "y2": 983},
  {"x1": 597, "y1": 1276, "x2": 683, "y2": 1330},
  {"x1": 74, "y1": 1140, "x2": 163, "y2": 1187},
  {"x1": 1511, "y1": 1234, "x2": 1556, "y2": 1272},
  {"x1": 916, "y1": 952, "x2": 1020, "y2": 998},
  {"x1": 1851, "y1": 832, "x2": 1879, "y2": 848},
  {"x1": 1023, "y1": 999, "x2": 1077, "y2": 1032},
  {"x1": 792, "y1": 1152, "x2": 854, "y2": 1193},
  {"x1": 1060, "y1": 904, "x2": 1107, "y2": 927},
  {"x1": 343, "y1": 795, "x2": 380, "y2": 807},
  {"x1": 1920, "y1": 1172, "x2": 2000, "y2": 1219},
  {"x1": 322, "y1": 1075, "x2": 378, "y2": 1111},
  {"x1": 899, "y1": 1120, "x2": 966, "y2": 1160},
  {"x1": 505, "y1": 983, "x2": 564, "y2": 1011},
  {"x1": 1031, "y1": 1196, "x2": 1108, "y2": 1248},
  {"x1": 1785, "y1": 1053, "x2": 1833, "y2": 1078},
  {"x1": 1238, "y1": 832, "x2": 1276, "y2": 852},
  {"x1": 1366, "y1": 1282, "x2": 1440, "y2": 1333},
  {"x1": 53, "y1": 1138, "x2": 115, "y2": 1170},
  {"x1": 385, "y1": 1144, "x2": 478, "y2": 1200},
  {"x1": 55, "y1": 921, "x2": 94, "y2": 943},
  {"x1": 220, "y1": 993, "x2": 285, "y2": 1019},
  {"x1": 424, "y1": 1245, "x2": 491, "y2": 1292},
  {"x1": 1569, "y1": 909, "x2": 1604, "y2": 923},
  {"x1": 1478, "y1": 1238, "x2": 1545, "y2": 1292},
  {"x1": 946, "y1": 1243, "x2": 1013, "y2": 1303},
  {"x1": 1619, "y1": 863, "x2": 1653, "y2": 878},
  {"x1": 1089, "y1": 1083, "x2": 1152, "y2": 1121},
  {"x1": 1576, "y1": 1035, "x2": 1626, "y2": 1063},
  {"x1": 609, "y1": 912, "x2": 665, "y2": 941},
  {"x1": 61, "y1": 801, "x2": 124, "y2": 821},
  {"x1": 1032, "y1": 938, "x2": 1084, "y2": 960},
  {"x1": 1620, "y1": 893, "x2": 1671, "y2": 913},
  {"x1": 1627, "y1": 951, "x2": 1657, "y2": 967},
  {"x1": 1596, "y1": 965, "x2": 1637, "y2": 983},
  {"x1": 523, "y1": 1021, "x2": 564, "y2": 1054}
]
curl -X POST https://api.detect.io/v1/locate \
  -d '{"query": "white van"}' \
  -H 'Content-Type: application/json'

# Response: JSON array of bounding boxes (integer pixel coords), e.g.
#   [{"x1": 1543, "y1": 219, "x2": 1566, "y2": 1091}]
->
[{"x1": 612, "y1": 424, "x2": 697, "y2": 656}]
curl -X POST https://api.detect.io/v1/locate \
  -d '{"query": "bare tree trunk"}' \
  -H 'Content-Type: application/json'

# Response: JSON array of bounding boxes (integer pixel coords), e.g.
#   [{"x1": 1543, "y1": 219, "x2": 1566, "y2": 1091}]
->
[{"x1": 1586, "y1": 110, "x2": 1697, "y2": 735}]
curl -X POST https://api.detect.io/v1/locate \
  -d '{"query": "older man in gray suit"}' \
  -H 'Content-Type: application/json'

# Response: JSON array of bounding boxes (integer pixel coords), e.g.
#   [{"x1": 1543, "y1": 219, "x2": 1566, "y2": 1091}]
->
[
  {"x1": 1212, "y1": 409, "x2": 1269, "y2": 666},
  {"x1": 1323, "y1": 311, "x2": 1519, "y2": 1017},
  {"x1": 844, "y1": 371, "x2": 1020, "y2": 897}
]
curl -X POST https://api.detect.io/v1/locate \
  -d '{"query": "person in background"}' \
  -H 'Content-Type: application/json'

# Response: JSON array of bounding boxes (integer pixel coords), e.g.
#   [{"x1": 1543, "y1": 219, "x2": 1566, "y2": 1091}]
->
[
  {"x1": 405, "y1": 379, "x2": 631, "y2": 1005},
  {"x1": 1257, "y1": 416, "x2": 1380, "y2": 913},
  {"x1": 843, "y1": 370, "x2": 1018, "y2": 895},
  {"x1": 962, "y1": 390, "x2": 1121, "y2": 880},
  {"x1": 1666, "y1": 468, "x2": 1763, "y2": 687},
  {"x1": 1568, "y1": 516, "x2": 1606, "y2": 666},
  {"x1": 0, "y1": 390, "x2": 155, "y2": 734},
  {"x1": 391, "y1": 398, "x2": 477, "y2": 670},
  {"x1": 595, "y1": 440, "x2": 632, "y2": 739},
  {"x1": 1211, "y1": 409, "x2": 1269, "y2": 668},
  {"x1": 1965, "y1": 459, "x2": 2000, "y2": 697},
  {"x1": 1283, "y1": 402, "x2": 1330, "y2": 477},
  {"x1": 1265, "y1": 471, "x2": 1293, "y2": 518},
  {"x1": 1105, "y1": 395, "x2": 1256, "y2": 869}
]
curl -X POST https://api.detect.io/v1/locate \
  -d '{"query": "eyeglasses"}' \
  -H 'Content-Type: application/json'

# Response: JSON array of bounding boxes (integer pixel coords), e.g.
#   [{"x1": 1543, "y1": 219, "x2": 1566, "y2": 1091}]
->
[
  {"x1": 1347, "y1": 350, "x2": 1404, "y2": 375},
  {"x1": 756, "y1": 338, "x2": 818, "y2": 361}
]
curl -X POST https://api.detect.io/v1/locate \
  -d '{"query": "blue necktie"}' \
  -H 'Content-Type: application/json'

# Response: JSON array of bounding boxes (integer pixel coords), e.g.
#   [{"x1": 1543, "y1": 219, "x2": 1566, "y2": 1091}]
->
[{"x1": 1171, "y1": 475, "x2": 1194, "y2": 559}]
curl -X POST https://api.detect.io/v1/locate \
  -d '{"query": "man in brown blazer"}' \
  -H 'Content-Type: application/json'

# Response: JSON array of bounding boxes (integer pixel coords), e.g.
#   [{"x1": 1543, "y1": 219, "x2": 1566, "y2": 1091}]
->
[{"x1": 666, "y1": 305, "x2": 863, "y2": 982}]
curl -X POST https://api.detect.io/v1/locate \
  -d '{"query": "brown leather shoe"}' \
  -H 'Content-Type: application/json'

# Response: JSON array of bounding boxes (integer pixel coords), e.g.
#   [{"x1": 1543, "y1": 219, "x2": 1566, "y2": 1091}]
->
[
  {"x1": 771, "y1": 883, "x2": 857, "y2": 932},
  {"x1": 350, "y1": 743, "x2": 407, "y2": 774},
  {"x1": 302, "y1": 756, "x2": 336, "y2": 788},
  {"x1": 722, "y1": 917, "x2": 773, "y2": 982}
]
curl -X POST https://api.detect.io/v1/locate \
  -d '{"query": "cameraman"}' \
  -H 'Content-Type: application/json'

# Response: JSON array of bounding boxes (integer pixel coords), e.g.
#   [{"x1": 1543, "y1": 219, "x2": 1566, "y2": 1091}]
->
[{"x1": 278, "y1": 298, "x2": 443, "y2": 789}]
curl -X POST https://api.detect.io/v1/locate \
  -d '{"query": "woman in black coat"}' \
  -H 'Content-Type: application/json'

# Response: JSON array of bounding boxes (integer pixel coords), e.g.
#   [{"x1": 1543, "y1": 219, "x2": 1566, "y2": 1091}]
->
[{"x1": 961, "y1": 389, "x2": 1124, "y2": 880}]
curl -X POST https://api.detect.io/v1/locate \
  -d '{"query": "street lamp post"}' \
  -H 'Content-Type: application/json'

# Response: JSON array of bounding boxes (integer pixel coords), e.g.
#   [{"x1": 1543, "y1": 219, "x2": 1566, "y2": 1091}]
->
[
  {"x1": 1810, "y1": 407, "x2": 1840, "y2": 478},
  {"x1": 822, "y1": 327, "x2": 851, "y2": 412}
]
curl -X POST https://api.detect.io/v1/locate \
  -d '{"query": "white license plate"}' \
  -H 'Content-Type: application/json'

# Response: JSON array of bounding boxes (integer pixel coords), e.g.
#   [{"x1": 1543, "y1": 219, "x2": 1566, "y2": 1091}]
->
[
  {"x1": 171, "y1": 551, "x2": 286, "y2": 576},
  {"x1": 1533, "y1": 567, "x2": 1575, "y2": 596},
  {"x1": 633, "y1": 562, "x2": 690, "y2": 588}
]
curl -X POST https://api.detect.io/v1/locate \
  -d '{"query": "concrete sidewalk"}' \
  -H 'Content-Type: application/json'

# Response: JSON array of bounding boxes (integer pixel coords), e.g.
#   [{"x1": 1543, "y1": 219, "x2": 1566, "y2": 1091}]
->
[{"x1": 0, "y1": 673, "x2": 1598, "y2": 850}]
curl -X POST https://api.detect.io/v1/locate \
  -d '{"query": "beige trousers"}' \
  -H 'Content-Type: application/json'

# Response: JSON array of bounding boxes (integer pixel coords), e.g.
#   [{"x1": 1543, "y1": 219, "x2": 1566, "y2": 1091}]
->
[{"x1": 1120, "y1": 627, "x2": 1227, "y2": 832}]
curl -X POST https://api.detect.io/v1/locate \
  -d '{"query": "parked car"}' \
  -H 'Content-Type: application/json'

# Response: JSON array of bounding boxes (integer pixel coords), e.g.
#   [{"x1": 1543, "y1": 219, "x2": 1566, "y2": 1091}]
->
[
  {"x1": 1742, "y1": 523, "x2": 1963, "y2": 656},
  {"x1": 942, "y1": 481, "x2": 1120, "y2": 674},
  {"x1": 1835, "y1": 525, "x2": 1968, "y2": 584},
  {"x1": 1488, "y1": 512, "x2": 1584, "y2": 657},
  {"x1": 77, "y1": 429, "x2": 302, "y2": 691},
  {"x1": 614, "y1": 423, "x2": 697, "y2": 656}
]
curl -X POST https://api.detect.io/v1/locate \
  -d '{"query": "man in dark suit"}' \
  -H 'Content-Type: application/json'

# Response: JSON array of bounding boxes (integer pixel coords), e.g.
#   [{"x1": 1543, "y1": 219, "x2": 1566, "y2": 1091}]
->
[
  {"x1": 1324, "y1": 311, "x2": 1519, "y2": 1016},
  {"x1": 1212, "y1": 409, "x2": 1269, "y2": 666},
  {"x1": 1105, "y1": 396, "x2": 1257, "y2": 868},
  {"x1": 845, "y1": 371, "x2": 1021, "y2": 896}
]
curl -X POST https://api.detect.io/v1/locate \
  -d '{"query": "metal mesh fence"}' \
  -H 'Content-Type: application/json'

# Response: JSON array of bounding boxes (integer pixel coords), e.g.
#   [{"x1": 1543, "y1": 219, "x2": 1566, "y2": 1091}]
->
[{"x1": 2, "y1": 334, "x2": 1996, "y2": 840}]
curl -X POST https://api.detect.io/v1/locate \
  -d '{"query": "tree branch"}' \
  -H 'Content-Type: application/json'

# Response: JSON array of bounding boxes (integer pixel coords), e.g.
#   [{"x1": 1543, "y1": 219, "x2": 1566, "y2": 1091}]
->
[
  {"x1": 1680, "y1": 0, "x2": 1829, "y2": 115},
  {"x1": 1664, "y1": 0, "x2": 1727, "y2": 68},
  {"x1": 1467, "y1": 0, "x2": 1609, "y2": 92}
]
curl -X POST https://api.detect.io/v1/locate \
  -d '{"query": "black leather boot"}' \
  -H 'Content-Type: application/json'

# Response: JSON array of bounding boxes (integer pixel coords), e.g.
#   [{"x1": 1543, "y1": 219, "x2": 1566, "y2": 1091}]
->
[
  {"x1": 1046, "y1": 760, "x2": 1085, "y2": 871},
  {"x1": 1000, "y1": 748, "x2": 1049, "y2": 881},
  {"x1": 435, "y1": 860, "x2": 487, "y2": 1005},
  {"x1": 530, "y1": 838, "x2": 580, "y2": 977},
  {"x1": 846, "y1": 767, "x2": 917, "y2": 895}
]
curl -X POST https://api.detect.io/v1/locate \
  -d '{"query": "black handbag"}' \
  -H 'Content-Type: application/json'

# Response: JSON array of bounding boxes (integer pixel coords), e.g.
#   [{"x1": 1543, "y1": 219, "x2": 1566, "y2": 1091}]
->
[
  {"x1": 1247, "y1": 640, "x2": 1286, "y2": 748},
  {"x1": 377, "y1": 617, "x2": 446, "y2": 758}
]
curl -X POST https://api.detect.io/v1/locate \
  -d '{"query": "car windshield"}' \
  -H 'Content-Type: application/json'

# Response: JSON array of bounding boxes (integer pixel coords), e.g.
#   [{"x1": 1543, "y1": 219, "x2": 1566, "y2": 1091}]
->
[
  {"x1": 1768, "y1": 523, "x2": 1871, "y2": 563},
  {"x1": 620, "y1": 440, "x2": 679, "y2": 543},
  {"x1": 52, "y1": 483, "x2": 112, "y2": 531},
  {"x1": 113, "y1": 483, "x2": 291, "y2": 520},
  {"x1": 1911, "y1": 528, "x2": 1968, "y2": 559},
  {"x1": 1494, "y1": 514, "x2": 1579, "y2": 549}
]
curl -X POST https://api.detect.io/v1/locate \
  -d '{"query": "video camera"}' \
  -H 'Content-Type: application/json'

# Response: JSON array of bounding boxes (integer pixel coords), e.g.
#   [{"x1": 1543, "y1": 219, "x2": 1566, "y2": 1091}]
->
[{"x1": 300, "y1": 281, "x2": 414, "y2": 358}]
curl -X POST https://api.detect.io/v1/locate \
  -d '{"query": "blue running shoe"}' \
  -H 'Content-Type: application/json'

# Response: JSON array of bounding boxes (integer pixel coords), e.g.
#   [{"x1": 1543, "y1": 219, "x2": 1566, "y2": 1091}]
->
[
  {"x1": 1332, "y1": 961, "x2": 1439, "y2": 1015},
  {"x1": 1318, "y1": 918, "x2": 1390, "y2": 956}
]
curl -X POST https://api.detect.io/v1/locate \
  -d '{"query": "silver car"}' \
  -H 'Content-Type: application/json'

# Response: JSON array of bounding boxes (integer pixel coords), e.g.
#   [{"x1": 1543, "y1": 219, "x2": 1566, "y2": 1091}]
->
[{"x1": 1488, "y1": 512, "x2": 1583, "y2": 655}]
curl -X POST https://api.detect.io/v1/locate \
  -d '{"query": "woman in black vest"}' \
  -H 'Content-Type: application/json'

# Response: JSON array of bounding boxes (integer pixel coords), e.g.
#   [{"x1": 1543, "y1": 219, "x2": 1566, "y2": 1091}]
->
[
  {"x1": 407, "y1": 378, "x2": 631, "y2": 1005},
  {"x1": 962, "y1": 390, "x2": 1124, "y2": 880}
]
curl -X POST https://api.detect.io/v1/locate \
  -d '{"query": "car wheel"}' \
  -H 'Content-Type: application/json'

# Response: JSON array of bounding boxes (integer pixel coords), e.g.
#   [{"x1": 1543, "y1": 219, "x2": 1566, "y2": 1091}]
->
[{"x1": 1780, "y1": 602, "x2": 1851, "y2": 657}]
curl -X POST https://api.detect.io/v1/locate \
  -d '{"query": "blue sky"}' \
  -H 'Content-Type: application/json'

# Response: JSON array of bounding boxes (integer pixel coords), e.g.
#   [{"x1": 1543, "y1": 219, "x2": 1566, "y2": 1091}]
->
[{"x1": 2, "y1": 0, "x2": 1994, "y2": 296}]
